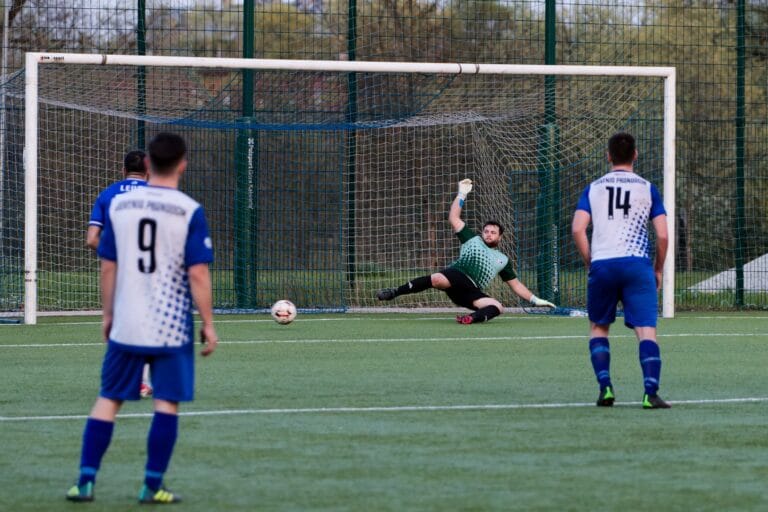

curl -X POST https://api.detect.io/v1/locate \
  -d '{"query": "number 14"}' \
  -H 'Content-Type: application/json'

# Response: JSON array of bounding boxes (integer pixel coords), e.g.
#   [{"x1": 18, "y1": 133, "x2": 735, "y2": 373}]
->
[{"x1": 606, "y1": 186, "x2": 631, "y2": 219}]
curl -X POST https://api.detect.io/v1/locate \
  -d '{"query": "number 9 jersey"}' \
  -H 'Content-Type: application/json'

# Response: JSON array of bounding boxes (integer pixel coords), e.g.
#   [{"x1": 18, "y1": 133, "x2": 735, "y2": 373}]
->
[
  {"x1": 575, "y1": 170, "x2": 666, "y2": 262},
  {"x1": 98, "y1": 186, "x2": 214, "y2": 352}
]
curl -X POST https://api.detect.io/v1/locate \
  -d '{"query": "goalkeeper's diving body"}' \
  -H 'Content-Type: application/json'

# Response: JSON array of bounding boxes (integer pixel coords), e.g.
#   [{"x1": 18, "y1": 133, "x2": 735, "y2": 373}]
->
[{"x1": 376, "y1": 179, "x2": 556, "y2": 324}]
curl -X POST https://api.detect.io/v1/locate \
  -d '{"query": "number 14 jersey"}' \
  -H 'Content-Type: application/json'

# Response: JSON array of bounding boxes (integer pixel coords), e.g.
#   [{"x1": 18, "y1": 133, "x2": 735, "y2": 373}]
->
[
  {"x1": 576, "y1": 170, "x2": 666, "y2": 263},
  {"x1": 98, "y1": 185, "x2": 214, "y2": 352}
]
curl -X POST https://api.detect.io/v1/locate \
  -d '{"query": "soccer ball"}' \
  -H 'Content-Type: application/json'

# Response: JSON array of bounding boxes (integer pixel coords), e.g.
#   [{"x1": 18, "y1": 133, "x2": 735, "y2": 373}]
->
[{"x1": 270, "y1": 299, "x2": 297, "y2": 324}]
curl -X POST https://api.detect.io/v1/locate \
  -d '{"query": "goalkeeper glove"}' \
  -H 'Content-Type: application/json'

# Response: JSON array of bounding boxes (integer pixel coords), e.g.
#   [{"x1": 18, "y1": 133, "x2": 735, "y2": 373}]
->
[
  {"x1": 457, "y1": 179, "x2": 473, "y2": 200},
  {"x1": 530, "y1": 294, "x2": 556, "y2": 308}
]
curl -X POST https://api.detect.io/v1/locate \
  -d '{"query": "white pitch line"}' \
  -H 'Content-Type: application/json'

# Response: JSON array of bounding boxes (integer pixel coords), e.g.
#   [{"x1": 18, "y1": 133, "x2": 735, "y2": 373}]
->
[
  {"x1": 2, "y1": 331, "x2": 768, "y2": 349},
  {"x1": 1, "y1": 318, "x2": 372, "y2": 327},
  {"x1": 0, "y1": 336, "x2": 577, "y2": 348},
  {"x1": 10, "y1": 314, "x2": 768, "y2": 328},
  {"x1": 0, "y1": 316, "x2": 557, "y2": 327},
  {"x1": 2, "y1": 396, "x2": 767, "y2": 422}
]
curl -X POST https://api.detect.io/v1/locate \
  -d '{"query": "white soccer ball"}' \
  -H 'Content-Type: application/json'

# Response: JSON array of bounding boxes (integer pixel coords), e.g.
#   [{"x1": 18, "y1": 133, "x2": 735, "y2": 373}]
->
[{"x1": 271, "y1": 299, "x2": 297, "y2": 324}]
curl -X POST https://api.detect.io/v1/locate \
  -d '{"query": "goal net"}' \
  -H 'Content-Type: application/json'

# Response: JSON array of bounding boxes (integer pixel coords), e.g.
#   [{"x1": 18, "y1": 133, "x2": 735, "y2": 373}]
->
[{"x1": 3, "y1": 54, "x2": 675, "y2": 323}]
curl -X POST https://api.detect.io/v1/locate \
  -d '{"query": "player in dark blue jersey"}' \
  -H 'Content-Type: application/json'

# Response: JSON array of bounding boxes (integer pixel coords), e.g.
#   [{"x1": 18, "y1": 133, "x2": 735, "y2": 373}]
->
[
  {"x1": 86, "y1": 150, "x2": 148, "y2": 250},
  {"x1": 86, "y1": 150, "x2": 154, "y2": 397},
  {"x1": 572, "y1": 132, "x2": 671, "y2": 409},
  {"x1": 67, "y1": 133, "x2": 219, "y2": 504}
]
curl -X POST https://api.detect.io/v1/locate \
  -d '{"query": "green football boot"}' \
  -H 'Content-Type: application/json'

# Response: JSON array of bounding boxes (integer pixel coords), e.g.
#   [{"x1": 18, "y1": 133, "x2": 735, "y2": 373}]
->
[
  {"x1": 596, "y1": 386, "x2": 615, "y2": 407},
  {"x1": 643, "y1": 394, "x2": 671, "y2": 409},
  {"x1": 65, "y1": 481, "x2": 94, "y2": 502},
  {"x1": 138, "y1": 485, "x2": 182, "y2": 504}
]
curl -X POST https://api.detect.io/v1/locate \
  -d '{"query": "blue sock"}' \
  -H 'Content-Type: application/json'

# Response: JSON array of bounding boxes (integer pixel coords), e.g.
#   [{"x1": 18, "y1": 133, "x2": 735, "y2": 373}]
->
[
  {"x1": 639, "y1": 340, "x2": 662, "y2": 395},
  {"x1": 589, "y1": 337, "x2": 612, "y2": 389},
  {"x1": 78, "y1": 418, "x2": 114, "y2": 486},
  {"x1": 145, "y1": 412, "x2": 178, "y2": 491}
]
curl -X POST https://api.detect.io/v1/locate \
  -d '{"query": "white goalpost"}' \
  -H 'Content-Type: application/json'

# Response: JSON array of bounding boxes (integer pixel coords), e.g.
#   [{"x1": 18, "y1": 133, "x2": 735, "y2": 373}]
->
[{"x1": 20, "y1": 52, "x2": 676, "y2": 324}]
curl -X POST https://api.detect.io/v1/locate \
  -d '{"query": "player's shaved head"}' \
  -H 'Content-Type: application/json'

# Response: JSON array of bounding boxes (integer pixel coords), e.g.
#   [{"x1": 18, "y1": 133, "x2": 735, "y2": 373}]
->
[
  {"x1": 608, "y1": 132, "x2": 636, "y2": 166},
  {"x1": 148, "y1": 132, "x2": 187, "y2": 175}
]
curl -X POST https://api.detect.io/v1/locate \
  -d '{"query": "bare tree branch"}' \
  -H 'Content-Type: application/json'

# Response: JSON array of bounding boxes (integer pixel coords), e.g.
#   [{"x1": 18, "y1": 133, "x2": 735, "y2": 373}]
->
[{"x1": 8, "y1": 0, "x2": 27, "y2": 27}]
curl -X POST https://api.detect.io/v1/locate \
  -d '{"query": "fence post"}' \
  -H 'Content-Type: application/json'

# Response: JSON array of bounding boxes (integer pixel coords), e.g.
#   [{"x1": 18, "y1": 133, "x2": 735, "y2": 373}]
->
[
  {"x1": 136, "y1": 0, "x2": 146, "y2": 149},
  {"x1": 346, "y1": 0, "x2": 358, "y2": 289},
  {"x1": 735, "y1": 0, "x2": 746, "y2": 307},
  {"x1": 234, "y1": 0, "x2": 258, "y2": 308},
  {"x1": 536, "y1": 0, "x2": 560, "y2": 304}
]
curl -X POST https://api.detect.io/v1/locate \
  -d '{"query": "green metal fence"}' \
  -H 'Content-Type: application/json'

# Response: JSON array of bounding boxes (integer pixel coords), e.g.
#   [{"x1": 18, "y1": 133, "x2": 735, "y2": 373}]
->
[{"x1": 1, "y1": 0, "x2": 766, "y2": 314}]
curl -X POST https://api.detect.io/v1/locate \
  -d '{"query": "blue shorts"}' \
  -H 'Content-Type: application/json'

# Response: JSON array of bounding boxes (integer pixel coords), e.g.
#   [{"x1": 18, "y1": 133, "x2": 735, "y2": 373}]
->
[
  {"x1": 100, "y1": 342, "x2": 195, "y2": 402},
  {"x1": 588, "y1": 257, "x2": 658, "y2": 329}
]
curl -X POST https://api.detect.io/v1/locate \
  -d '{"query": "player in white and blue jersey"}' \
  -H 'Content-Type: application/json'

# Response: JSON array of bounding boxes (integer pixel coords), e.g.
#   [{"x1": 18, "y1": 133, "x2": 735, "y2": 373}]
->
[
  {"x1": 572, "y1": 132, "x2": 670, "y2": 409},
  {"x1": 67, "y1": 133, "x2": 219, "y2": 504},
  {"x1": 86, "y1": 150, "x2": 154, "y2": 398}
]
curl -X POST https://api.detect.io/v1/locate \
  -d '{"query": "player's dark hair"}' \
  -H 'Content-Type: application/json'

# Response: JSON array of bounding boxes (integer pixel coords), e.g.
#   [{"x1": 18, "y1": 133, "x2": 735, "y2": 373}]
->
[
  {"x1": 483, "y1": 220, "x2": 504, "y2": 235},
  {"x1": 608, "y1": 132, "x2": 636, "y2": 166},
  {"x1": 148, "y1": 132, "x2": 187, "y2": 175},
  {"x1": 123, "y1": 150, "x2": 146, "y2": 175}
]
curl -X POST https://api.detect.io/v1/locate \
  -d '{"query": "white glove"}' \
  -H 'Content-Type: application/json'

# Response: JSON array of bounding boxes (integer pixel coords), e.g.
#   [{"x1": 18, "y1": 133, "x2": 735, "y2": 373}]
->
[
  {"x1": 457, "y1": 179, "x2": 473, "y2": 200},
  {"x1": 530, "y1": 294, "x2": 556, "y2": 308}
]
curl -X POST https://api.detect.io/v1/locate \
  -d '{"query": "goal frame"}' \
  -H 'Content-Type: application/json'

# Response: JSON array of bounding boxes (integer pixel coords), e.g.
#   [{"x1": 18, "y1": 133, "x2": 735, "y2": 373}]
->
[{"x1": 23, "y1": 51, "x2": 676, "y2": 324}]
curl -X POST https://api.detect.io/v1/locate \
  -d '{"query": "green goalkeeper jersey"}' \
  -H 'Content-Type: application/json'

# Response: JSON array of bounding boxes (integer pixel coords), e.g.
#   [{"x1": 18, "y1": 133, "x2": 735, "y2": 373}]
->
[{"x1": 450, "y1": 226, "x2": 517, "y2": 289}]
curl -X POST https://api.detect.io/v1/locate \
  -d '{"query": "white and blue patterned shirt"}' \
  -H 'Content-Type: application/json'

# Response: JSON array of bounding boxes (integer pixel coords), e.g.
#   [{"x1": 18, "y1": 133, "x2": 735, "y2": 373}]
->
[
  {"x1": 98, "y1": 185, "x2": 214, "y2": 353},
  {"x1": 576, "y1": 170, "x2": 666, "y2": 262}
]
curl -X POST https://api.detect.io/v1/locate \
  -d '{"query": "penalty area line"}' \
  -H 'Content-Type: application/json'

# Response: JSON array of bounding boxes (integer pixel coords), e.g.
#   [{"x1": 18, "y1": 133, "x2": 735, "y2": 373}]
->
[
  {"x1": 2, "y1": 331, "x2": 768, "y2": 349},
  {"x1": 2, "y1": 396, "x2": 767, "y2": 422}
]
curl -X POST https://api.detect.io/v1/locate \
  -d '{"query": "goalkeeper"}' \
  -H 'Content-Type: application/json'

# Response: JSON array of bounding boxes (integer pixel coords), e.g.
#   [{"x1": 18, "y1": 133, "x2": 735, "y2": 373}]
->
[{"x1": 377, "y1": 179, "x2": 556, "y2": 324}]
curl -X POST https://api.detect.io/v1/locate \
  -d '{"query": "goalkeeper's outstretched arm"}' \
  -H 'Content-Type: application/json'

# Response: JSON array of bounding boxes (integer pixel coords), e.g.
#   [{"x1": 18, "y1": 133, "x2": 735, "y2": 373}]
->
[
  {"x1": 449, "y1": 179, "x2": 472, "y2": 233},
  {"x1": 505, "y1": 278, "x2": 556, "y2": 308}
]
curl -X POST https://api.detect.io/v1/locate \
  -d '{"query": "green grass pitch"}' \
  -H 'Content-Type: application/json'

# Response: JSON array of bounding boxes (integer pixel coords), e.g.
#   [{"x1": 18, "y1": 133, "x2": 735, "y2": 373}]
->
[{"x1": 1, "y1": 312, "x2": 767, "y2": 511}]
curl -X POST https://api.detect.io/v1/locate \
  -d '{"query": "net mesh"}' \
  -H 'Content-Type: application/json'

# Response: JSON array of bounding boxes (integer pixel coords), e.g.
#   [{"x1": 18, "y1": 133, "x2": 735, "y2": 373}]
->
[{"x1": 1, "y1": 62, "x2": 665, "y2": 315}]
